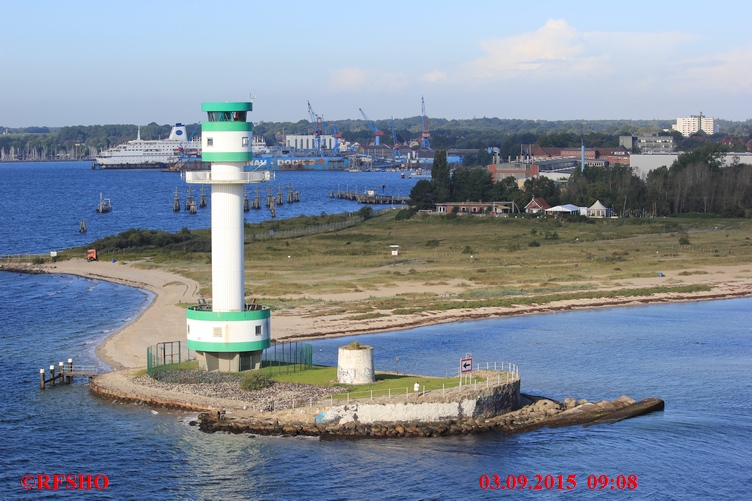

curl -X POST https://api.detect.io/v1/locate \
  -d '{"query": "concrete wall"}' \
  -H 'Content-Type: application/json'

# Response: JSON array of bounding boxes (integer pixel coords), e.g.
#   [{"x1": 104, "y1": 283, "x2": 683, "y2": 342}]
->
[{"x1": 319, "y1": 376, "x2": 520, "y2": 425}]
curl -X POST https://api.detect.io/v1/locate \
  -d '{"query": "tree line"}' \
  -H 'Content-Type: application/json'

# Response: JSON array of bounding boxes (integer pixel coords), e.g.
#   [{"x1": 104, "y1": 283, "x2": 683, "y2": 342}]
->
[
  {"x1": 410, "y1": 146, "x2": 752, "y2": 217},
  {"x1": 3, "y1": 116, "x2": 751, "y2": 160}
]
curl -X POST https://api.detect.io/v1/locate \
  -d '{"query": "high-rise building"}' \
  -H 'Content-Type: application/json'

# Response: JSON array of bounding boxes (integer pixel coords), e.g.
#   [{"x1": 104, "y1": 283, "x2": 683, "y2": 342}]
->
[{"x1": 672, "y1": 113, "x2": 719, "y2": 137}]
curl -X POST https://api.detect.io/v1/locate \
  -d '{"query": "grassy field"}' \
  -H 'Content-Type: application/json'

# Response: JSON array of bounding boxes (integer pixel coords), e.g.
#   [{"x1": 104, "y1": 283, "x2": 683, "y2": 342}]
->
[
  {"x1": 169, "y1": 211, "x2": 751, "y2": 316},
  {"x1": 267, "y1": 365, "x2": 483, "y2": 399},
  {"x1": 40, "y1": 210, "x2": 752, "y2": 319}
]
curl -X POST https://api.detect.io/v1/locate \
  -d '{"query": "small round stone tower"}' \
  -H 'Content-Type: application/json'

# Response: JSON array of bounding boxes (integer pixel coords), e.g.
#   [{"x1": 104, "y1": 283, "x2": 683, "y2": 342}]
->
[{"x1": 337, "y1": 342, "x2": 375, "y2": 384}]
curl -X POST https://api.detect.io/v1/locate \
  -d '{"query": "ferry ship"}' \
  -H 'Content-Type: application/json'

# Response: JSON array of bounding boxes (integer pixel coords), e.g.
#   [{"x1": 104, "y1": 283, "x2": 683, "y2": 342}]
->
[{"x1": 93, "y1": 124, "x2": 201, "y2": 169}]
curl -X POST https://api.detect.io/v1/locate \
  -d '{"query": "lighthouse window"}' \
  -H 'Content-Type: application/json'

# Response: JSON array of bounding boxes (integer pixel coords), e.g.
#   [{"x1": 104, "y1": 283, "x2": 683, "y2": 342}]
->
[
  {"x1": 207, "y1": 137, "x2": 213, "y2": 146},
  {"x1": 242, "y1": 137, "x2": 249, "y2": 147},
  {"x1": 255, "y1": 325, "x2": 262, "y2": 337},
  {"x1": 206, "y1": 111, "x2": 247, "y2": 122}
]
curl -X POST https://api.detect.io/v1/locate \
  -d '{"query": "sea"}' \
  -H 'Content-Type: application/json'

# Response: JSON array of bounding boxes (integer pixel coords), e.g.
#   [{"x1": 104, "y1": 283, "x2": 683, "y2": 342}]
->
[{"x1": 0, "y1": 161, "x2": 750, "y2": 499}]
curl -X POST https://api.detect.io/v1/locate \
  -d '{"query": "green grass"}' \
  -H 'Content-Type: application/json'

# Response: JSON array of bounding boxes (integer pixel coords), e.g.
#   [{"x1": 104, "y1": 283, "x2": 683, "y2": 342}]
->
[{"x1": 267, "y1": 365, "x2": 484, "y2": 398}]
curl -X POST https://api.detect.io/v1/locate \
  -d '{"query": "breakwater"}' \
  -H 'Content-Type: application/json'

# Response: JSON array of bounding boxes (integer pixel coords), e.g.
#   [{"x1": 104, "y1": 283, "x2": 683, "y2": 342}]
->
[
  {"x1": 198, "y1": 393, "x2": 664, "y2": 439},
  {"x1": 89, "y1": 368, "x2": 663, "y2": 440}
]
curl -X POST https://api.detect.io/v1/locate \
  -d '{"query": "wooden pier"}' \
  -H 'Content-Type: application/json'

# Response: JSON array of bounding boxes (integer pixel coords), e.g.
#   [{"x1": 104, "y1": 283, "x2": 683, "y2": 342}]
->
[{"x1": 39, "y1": 359, "x2": 103, "y2": 389}]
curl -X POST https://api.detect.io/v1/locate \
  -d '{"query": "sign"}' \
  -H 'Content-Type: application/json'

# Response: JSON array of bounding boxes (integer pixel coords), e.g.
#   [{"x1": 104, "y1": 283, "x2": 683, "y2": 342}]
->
[{"x1": 460, "y1": 357, "x2": 473, "y2": 373}]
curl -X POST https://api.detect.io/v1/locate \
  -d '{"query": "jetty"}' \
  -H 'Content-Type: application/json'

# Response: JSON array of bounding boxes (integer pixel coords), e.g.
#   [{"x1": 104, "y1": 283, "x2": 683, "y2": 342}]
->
[
  {"x1": 40, "y1": 358, "x2": 103, "y2": 389},
  {"x1": 331, "y1": 186, "x2": 408, "y2": 205}
]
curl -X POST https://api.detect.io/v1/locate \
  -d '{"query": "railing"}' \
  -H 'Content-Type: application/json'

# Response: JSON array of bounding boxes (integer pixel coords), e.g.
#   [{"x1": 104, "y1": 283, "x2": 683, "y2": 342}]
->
[
  {"x1": 245, "y1": 362, "x2": 520, "y2": 413},
  {"x1": 184, "y1": 170, "x2": 271, "y2": 184}
]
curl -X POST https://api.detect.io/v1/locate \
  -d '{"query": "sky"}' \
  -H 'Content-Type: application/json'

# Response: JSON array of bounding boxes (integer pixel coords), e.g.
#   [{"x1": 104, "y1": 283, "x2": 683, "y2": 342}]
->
[{"x1": 1, "y1": 0, "x2": 751, "y2": 127}]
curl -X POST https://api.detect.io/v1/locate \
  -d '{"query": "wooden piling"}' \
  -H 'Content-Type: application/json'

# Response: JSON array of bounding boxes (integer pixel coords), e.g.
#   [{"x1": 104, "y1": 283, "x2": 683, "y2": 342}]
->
[
  {"x1": 40, "y1": 368, "x2": 45, "y2": 389},
  {"x1": 49, "y1": 365, "x2": 55, "y2": 387}
]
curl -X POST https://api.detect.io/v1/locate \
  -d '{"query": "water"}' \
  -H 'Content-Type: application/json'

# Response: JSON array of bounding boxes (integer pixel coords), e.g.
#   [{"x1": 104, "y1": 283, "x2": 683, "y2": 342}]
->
[
  {"x1": 1, "y1": 162, "x2": 751, "y2": 499},
  {"x1": 0, "y1": 161, "x2": 417, "y2": 256}
]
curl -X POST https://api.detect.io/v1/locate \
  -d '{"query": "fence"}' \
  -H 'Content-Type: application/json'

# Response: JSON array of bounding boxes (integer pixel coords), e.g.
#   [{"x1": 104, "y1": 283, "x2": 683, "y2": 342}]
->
[
  {"x1": 243, "y1": 361, "x2": 520, "y2": 413},
  {"x1": 247, "y1": 207, "x2": 394, "y2": 241},
  {"x1": 146, "y1": 341, "x2": 200, "y2": 383},
  {"x1": 260, "y1": 341, "x2": 313, "y2": 376}
]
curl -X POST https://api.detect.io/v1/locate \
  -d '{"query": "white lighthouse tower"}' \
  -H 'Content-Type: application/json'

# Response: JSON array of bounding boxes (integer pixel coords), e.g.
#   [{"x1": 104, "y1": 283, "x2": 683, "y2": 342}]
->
[{"x1": 184, "y1": 101, "x2": 271, "y2": 372}]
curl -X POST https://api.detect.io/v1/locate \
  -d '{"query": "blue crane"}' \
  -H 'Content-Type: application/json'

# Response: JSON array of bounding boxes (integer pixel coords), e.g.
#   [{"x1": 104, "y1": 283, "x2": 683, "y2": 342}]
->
[
  {"x1": 307, "y1": 101, "x2": 324, "y2": 152},
  {"x1": 359, "y1": 108, "x2": 384, "y2": 146}
]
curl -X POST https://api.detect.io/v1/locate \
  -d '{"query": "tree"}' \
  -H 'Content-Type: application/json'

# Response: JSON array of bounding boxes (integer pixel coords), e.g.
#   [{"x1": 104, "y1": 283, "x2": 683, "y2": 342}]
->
[
  {"x1": 523, "y1": 176, "x2": 560, "y2": 206},
  {"x1": 451, "y1": 167, "x2": 493, "y2": 202},
  {"x1": 409, "y1": 179, "x2": 435, "y2": 210},
  {"x1": 431, "y1": 149, "x2": 451, "y2": 203}
]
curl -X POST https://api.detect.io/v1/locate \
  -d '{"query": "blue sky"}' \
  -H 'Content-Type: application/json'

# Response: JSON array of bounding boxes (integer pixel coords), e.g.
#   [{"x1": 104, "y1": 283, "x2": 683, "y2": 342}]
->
[{"x1": 2, "y1": 0, "x2": 750, "y2": 127}]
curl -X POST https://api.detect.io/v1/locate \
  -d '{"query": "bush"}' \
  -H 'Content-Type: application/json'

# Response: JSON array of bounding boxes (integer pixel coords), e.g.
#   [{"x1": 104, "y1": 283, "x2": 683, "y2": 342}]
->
[
  {"x1": 528, "y1": 240, "x2": 541, "y2": 247},
  {"x1": 240, "y1": 371, "x2": 271, "y2": 391},
  {"x1": 395, "y1": 208, "x2": 416, "y2": 220},
  {"x1": 679, "y1": 236, "x2": 690, "y2": 245}
]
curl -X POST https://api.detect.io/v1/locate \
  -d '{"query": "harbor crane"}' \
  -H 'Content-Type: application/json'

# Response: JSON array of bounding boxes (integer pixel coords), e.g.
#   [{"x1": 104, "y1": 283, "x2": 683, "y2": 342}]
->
[
  {"x1": 307, "y1": 101, "x2": 324, "y2": 152},
  {"x1": 391, "y1": 117, "x2": 400, "y2": 162},
  {"x1": 359, "y1": 108, "x2": 384, "y2": 146},
  {"x1": 421, "y1": 96, "x2": 431, "y2": 149}
]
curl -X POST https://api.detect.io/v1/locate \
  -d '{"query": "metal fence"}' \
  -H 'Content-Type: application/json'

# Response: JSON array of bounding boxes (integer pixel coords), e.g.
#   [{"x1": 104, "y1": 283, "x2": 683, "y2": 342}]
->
[
  {"x1": 237, "y1": 361, "x2": 521, "y2": 413},
  {"x1": 260, "y1": 341, "x2": 313, "y2": 375},
  {"x1": 146, "y1": 341, "x2": 200, "y2": 382},
  {"x1": 247, "y1": 208, "x2": 395, "y2": 241}
]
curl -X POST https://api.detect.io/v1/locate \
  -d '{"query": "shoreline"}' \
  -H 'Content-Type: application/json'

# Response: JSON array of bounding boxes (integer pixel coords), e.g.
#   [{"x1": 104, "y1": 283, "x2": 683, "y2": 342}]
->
[{"x1": 3, "y1": 259, "x2": 752, "y2": 369}]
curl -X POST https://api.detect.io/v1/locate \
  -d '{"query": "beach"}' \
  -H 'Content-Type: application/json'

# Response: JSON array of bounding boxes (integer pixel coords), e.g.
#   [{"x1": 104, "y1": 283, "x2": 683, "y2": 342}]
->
[{"x1": 27, "y1": 258, "x2": 752, "y2": 370}]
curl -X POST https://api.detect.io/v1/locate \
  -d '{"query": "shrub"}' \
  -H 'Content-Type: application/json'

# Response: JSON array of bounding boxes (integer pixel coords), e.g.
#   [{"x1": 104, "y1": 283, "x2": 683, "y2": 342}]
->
[
  {"x1": 679, "y1": 236, "x2": 690, "y2": 245},
  {"x1": 240, "y1": 371, "x2": 271, "y2": 391},
  {"x1": 528, "y1": 240, "x2": 541, "y2": 247},
  {"x1": 395, "y1": 208, "x2": 416, "y2": 220}
]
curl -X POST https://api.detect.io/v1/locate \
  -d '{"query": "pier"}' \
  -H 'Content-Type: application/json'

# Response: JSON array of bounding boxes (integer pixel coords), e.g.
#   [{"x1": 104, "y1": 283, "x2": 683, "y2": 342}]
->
[
  {"x1": 331, "y1": 186, "x2": 408, "y2": 205},
  {"x1": 39, "y1": 359, "x2": 103, "y2": 389}
]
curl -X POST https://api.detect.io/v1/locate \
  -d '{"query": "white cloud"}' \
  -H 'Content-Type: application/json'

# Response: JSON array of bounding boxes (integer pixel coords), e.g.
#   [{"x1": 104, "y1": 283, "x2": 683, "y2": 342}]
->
[
  {"x1": 327, "y1": 67, "x2": 411, "y2": 93},
  {"x1": 461, "y1": 20, "x2": 704, "y2": 85},
  {"x1": 420, "y1": 70, "x2": 447, "y2": 83},
  {"x1": 682, "y1": 45, "x2": 752, "y2": 93},
  {"x1": 465, "y1": 19, "x2": 597, "y2": 78}
]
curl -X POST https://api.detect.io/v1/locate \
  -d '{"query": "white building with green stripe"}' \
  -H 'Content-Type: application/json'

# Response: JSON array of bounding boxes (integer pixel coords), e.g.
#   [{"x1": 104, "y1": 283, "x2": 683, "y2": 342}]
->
[{"x1": 184, "y1": 101, "x2": 271, "y2": 372}]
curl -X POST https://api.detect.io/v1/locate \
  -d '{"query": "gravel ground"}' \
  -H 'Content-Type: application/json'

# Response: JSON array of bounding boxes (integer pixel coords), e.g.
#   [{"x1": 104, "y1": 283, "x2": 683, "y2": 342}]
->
[{"x1": 94, "y1": 370, "x2": 344, "y2": 413}]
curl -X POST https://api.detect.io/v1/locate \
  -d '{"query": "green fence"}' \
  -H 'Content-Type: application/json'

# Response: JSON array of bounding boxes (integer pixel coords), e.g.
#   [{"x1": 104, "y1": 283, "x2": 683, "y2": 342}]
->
[
  {"x1": 146, "y1": 341, "x2": 200, "y2": 382},
  {"x1": 261, "y1": 341, "x2": 313, "y2": 375}
]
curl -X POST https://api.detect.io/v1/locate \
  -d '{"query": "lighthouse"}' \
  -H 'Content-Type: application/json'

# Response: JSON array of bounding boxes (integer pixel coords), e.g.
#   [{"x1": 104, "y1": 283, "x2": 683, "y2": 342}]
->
[{"x1": 184, "y1": 101, "x2": 271, "y2": 372}]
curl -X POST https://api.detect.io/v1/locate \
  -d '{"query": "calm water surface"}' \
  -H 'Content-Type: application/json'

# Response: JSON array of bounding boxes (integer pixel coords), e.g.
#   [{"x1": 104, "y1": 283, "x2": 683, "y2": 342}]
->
[{"x1": 0, "y1": 163, "x2": 750, "y2": 499}]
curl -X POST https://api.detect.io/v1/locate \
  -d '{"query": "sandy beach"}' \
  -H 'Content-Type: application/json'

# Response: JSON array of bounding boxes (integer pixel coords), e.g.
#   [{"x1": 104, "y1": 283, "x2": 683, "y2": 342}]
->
[{"x1": 25, "y1": 258, "x2": 752, "y2": 370}]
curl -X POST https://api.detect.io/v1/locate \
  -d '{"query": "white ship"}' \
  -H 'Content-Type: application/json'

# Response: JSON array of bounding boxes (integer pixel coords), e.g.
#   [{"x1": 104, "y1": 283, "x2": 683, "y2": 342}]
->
[{"x1": 93, "y1": 123, "x2": 201, "y2": 169}]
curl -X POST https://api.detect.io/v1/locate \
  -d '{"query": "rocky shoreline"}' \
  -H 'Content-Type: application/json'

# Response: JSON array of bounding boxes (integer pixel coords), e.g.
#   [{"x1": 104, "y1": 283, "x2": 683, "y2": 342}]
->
[
  {"x1": 89, "y1": 369, "x2": 664, "y2": 440},
  {"x1": 198, "y1": 394, "x2": 665, "y2": 439}
]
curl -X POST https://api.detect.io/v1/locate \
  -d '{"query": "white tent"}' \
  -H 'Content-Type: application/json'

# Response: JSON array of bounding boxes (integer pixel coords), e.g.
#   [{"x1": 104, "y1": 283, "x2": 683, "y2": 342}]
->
[{"x1": 587, "y1": 200, "x2": 609, "y2": 218}]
